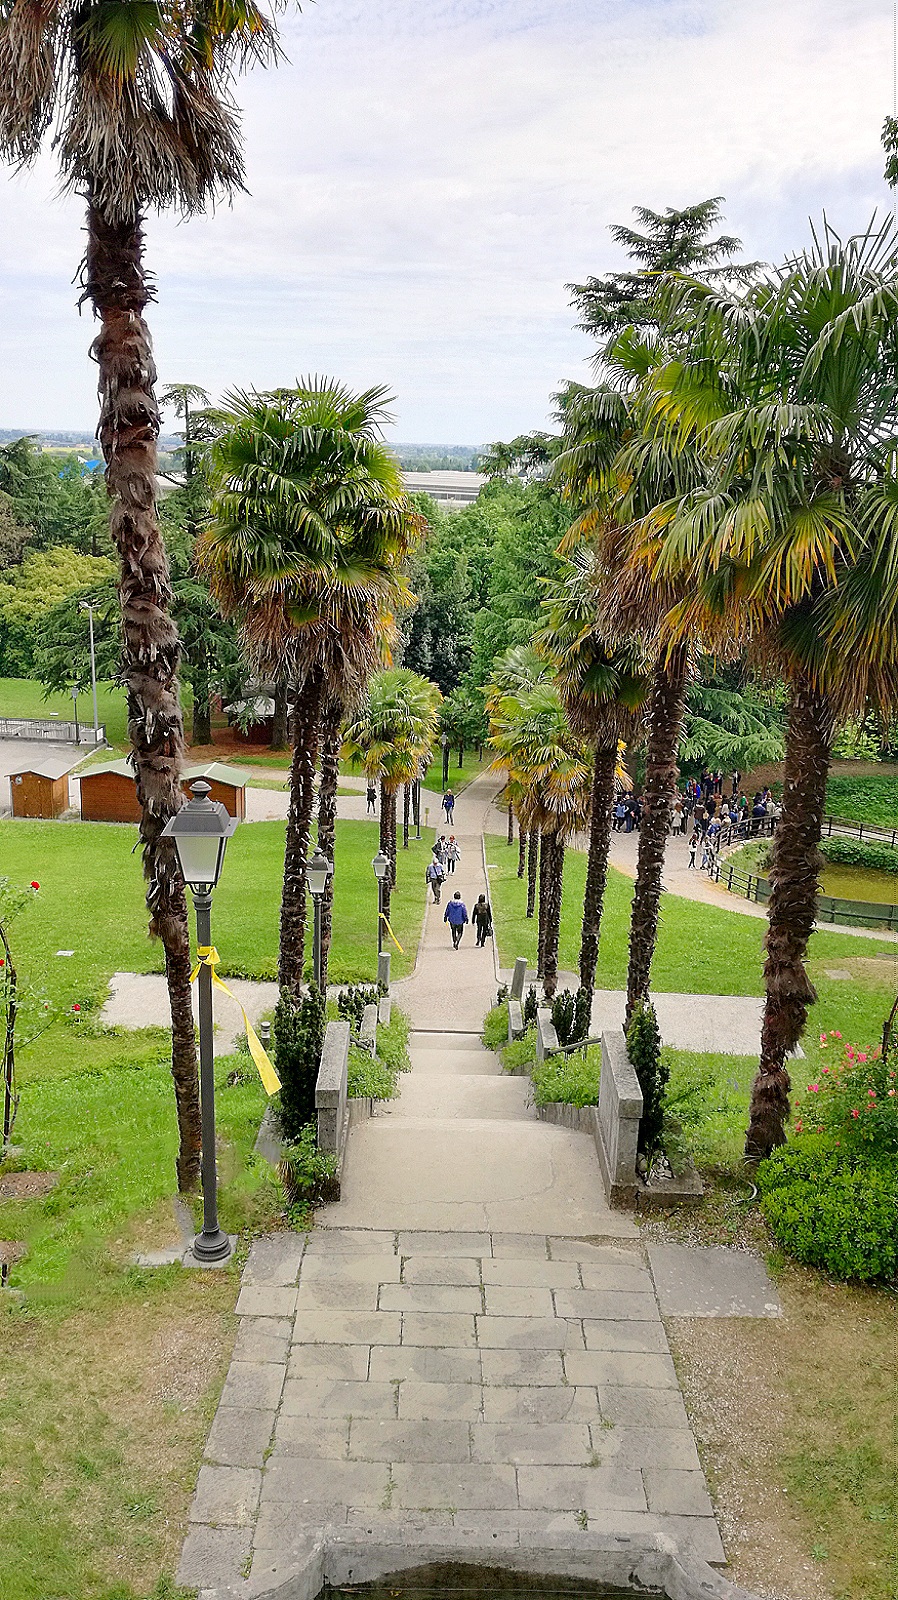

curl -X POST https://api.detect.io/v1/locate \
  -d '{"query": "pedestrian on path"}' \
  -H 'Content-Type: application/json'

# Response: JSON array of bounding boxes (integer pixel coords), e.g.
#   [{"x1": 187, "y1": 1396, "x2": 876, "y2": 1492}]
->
[
  {"x1": 434, "y1": 836, "x2": 447, "y2": 863},
  {"x1": 472, "y1": 894, "x2": 493, "y2": 947},
  {"x1": 688, "y1": 831, "x2": 699, "y2": 869},
  {"x1": 444, "y1": 890, "x2": 468, "y2": 948},
  {"x1": 446, "y1": 836, "x2": 461, "y2": 874},
  {"x1": 442, "y1": 789, "x2": 455, "y2": 823},
  {"x1": 366, "y1": 783, "x2": 377, "y2": 814},
  {"x1": 426, "y1": 857, "x2": 445, "y2": 902}
]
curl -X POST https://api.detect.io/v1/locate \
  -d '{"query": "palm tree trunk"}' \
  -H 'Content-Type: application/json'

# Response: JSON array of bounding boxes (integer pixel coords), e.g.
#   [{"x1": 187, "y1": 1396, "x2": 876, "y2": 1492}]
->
[
  {"x1": 191, "y1": 651, "x2": 212, "y2": 745},
  {"x1": 517, "y1": 823, "x2": 526, "y2": 879},
  {"x1": 746, "y1": 675, "x2": 834, "y2": 1159},
  {"x1": 626, "y1": 644, "x2": 689, "y2": 1023},
  {"x1": 526, "y1": 830, "x2": 539, "y2": 918},
  {"x1": 403, "y1": 783, "x2": 410, "y2": 849},
  {"x1": 537, "y1": 829, "x2": 550, "y2": 978},
  {"x1": 382, "y1": 788, "x2": 398, "y2": 922},
  {"x1": 271, "y1": 679, "x2": 289, "y2": 750},
  {"x1": 317, "y1": 698, "x2": 341, "y2": 992},
  {"x1": 280, "y1": 665, "x2": 324, "y2": 992},
  {"x1": 84, "y1": 198, "x2": 200, "y2": 1192},
  {"x1": 542, "y1": 834, "x2": 565, "y2": 999},
  {"x1": 506, "y1": 792, "x2": 514, "y2": 845},
  {"x1": 579, "y1": 741, "x2": 618, "y2": 998}
]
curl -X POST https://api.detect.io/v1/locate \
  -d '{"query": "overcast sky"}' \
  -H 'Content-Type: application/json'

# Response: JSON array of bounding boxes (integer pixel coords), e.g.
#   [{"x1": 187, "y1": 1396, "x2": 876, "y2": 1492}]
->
[{"x1": 0, "y1": 0, "x2": 894, "y2": 443}]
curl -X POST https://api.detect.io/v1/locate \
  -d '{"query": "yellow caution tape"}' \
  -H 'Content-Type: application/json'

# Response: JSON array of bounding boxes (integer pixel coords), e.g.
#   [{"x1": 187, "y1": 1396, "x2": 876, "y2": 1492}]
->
[
  {"x1": 191, "y1": 945, "x2": 281, "y2": 1096},
  {"x1": 378, "y1": 913, "x2": 404, "y2": 953}
]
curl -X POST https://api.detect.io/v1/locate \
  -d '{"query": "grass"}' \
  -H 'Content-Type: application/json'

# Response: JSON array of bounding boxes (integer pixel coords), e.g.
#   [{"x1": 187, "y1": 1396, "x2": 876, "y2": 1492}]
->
[
  {"x1": 0, "y1": 815, "x2": 426, "y2": 999},
  {"x1": 486, "y1": 833, "x2": 897, "y2": 1045},
  {"x1": 346, "y1": 1007, "x2": 410, "y2": 1100},
  {"x1": 826, "y1": 773, "x2": 898, "y2": 829},
  {"x1": 0, "y1": 675, "x2": 134, "y2": 748}
]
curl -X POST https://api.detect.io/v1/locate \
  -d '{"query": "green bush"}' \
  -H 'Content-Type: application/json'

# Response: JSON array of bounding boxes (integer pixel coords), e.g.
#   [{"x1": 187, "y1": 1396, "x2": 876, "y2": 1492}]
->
[
  {"x1": 757, "y1": 1136, "x2": 898, "y2": 1282},
  {"x1": 337, "y1": 983, "x2": 381, "y2": 1031},
  {"x1": 532, "y1": 1045, "x2": 601, "y2": 1108},
  {"x1": 483, "y1": 1002, "x2": 509, "y2": 1049},
  {"x1": 522, "y1": 985, "x2": 538, "y2": 1026},
  {"x1": 626, "y1": 1000, "x2": 668, "y2": 1156},
  {"x1": 502, "y1": 1031, "x2": 536, "y2": 1075},
  {"x1": 273, "y1": 982, "x2": 326, "y2": 1141},
  {"x1": 278, "y1": 1121, "x2": 338, "y2": 1204},
  {"x1": 347, "y1": 1006, "x2": 410, "y2": 1100},
  {"x1": 818, "y1": 837, "x2": 898, "y2": 875}
]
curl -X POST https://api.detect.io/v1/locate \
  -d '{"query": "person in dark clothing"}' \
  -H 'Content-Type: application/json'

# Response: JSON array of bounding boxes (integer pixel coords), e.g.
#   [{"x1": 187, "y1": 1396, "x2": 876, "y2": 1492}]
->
[
  {"x1": 472, "y1": 895, "x2": 493, "y2": 947},
  {"x1": 425, "y1": 858, "x2": 445, "y2": 902},
  {"x1": 444, "y1": 890, "x2": 469, "y2": 948},
  {"x1": 366, "y1": 783, "x2": 377, "y2": 814},
  {"x1": 442, "y1": 790, "x2": 455, "y2": 823}
]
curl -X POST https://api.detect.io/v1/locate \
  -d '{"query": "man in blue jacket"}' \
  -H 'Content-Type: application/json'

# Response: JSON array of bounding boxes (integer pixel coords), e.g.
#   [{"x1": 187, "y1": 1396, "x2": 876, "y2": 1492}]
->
[{"x1": 443, "y1": 890, "x2": 469, "y2": 949}]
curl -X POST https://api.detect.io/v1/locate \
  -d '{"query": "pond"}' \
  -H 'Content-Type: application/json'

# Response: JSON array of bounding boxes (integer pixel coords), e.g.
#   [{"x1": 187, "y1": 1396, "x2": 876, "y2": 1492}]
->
[
  {"x1": 819, "y1": 862, "x2": 898, "y2": 905},
  {"x1": 329, "y1": 1574, "x2": 644, "y2": 1600}
]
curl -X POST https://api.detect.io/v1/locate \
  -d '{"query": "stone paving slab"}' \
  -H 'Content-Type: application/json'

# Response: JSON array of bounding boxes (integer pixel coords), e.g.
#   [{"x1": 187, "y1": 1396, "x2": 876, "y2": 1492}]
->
[
  {"x1": 180, "y1": 1230, "x2": 725, "y2": 1590},
  {"x1": 647, "y1": 1242, "x2": 783, "y2": 1317}
]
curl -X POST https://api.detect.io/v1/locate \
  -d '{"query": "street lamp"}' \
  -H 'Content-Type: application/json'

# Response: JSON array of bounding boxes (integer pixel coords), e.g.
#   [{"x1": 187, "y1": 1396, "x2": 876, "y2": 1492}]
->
[
  {"x1": 306, "y1": 848, "x2": 333, "y2": 989},
  {"x1": 79, "y1": 600, "x2": 101, "y2": 744},
  {"x1": 70, "y1": 683, "x2": 80, "y2": 745},
  {"x1": 372, "y1": 850, "x2": 390, "y2": 955},
  {"x1": 161, "y1": 780, "x2": 238, "y2": 1263}
]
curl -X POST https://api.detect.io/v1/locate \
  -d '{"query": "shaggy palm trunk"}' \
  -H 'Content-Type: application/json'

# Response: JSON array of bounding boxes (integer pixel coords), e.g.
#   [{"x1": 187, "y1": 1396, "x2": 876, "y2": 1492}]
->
[
  {"x1": 380, "y1": 786, "x2": 398, "y2": 923},
  {"x1": 746, "y1": 676, "x2": 834, "y2": 1159},
  {"x1": 316, "y1": 700, "x2": 341, "y2": 992},
  {"x1": 85, "y1": 198, "x2": 200, "y2": 1192},
  {"x1": 626, "y1": 644, "x2": 689, "y2": 1023},
  {"x1": 537, "y1": 830, "x2": 551, "y2": 978},
  {"x1": 506, "y1": 789, "x2": 514, "y2": 844},
  {"x1": 280, "y1": 666, "x2": 324, "y2": 992},
  {"x1": 579, "y1": 742, "x2": 618, "y2": 998},
  {"x1": 542, "y1": 834, "x2": 565, "y2": 999},
  {"x1": 271, "y1": 679, "x2": 289, "y2": 750},
  {"x1": 527, "y1": 830, "x2": 539, "y2": 918},
  {"x1": 517, "y1": 823, "x2": 526, "y2": 879},
  {"x1": 403, "y1": 783, "x2": 410, "y2": 848}
]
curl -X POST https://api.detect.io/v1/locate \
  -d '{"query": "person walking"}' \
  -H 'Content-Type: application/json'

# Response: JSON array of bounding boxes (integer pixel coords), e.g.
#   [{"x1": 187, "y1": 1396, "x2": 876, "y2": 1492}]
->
[
  {"x1": 444, "y1": 890, "x2": 468, "y2": 949},
  {"x1": 472, "y1": 894, "x2": 493, "y2": 948},
  {"x1": 366, "y1": 783, "x2": 377, "y2": 814},
  {"x1": 731, "y1": 769, "x2": 741, "y2": 798},
  {"x1": 688, "y1": 830, "x2": 699, "y2": 869},
  {"x1": 434, "y1": 835, "x2": 448, "y2": 863},
  {"x1": 442, "y1": 789, "x2": 455, "y2": 823},
  {"x1": 425, "y1": 856, "x2": 445, "y2": 903},
  {"x1": 445, "y1": 836, "x2": 461, "y2": 874}
]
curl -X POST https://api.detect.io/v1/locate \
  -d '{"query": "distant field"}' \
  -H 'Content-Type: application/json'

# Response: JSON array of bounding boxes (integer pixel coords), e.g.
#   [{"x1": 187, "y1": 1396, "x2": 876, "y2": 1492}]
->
[{"x1": 825, "y1": 774, "x2": 898, "y2": 830}]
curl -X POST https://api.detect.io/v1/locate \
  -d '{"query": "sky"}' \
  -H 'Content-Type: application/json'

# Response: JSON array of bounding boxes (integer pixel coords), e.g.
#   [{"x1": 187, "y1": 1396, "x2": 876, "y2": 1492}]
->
[{"x1": 0, "y1": 0, "x2": 895, "y2": 444}]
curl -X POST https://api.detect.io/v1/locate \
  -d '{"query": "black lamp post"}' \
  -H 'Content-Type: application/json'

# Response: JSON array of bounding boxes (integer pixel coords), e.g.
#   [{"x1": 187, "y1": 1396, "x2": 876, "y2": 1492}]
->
[
  {"x1": 372, "y1": 851, "x2": 390, "y2": 955},
  {"x1": 161, "y1": 780, "x2": 238, "y2": 1262},
  {"x1": 306, "y1": 848, "x2": 332, "y2": 988}
]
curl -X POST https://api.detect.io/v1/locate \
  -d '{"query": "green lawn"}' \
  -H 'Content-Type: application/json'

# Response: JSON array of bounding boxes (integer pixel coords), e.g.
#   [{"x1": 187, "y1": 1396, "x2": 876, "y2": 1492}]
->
[
  {"x1": 825, "y1": 773, "x2": 898, "y2": 830},
  {"x1": 0, "y1": 675, "x2": 134, "y2": 747},
  {"x1": 487, "y1": 833, "x2": 897, "y2": 1052}
]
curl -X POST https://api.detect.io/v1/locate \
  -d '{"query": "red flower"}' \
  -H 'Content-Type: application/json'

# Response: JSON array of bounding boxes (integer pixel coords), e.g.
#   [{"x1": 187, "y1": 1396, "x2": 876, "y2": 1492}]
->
[
  {"x1": 0, "y1": 958, "x2": 4, "y2": 968},
  {"x1": 72, "y1": 1003, "x2": 81, "y2": 1013},
  {"x1": 30, "y1": 881, "x2": 39, "y2": 890}
]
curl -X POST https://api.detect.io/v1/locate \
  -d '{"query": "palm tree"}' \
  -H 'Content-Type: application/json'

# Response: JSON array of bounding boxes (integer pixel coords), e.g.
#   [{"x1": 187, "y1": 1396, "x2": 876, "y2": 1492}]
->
[
  {"x1": 633, "y1": 219, "x2": 898, "y2": 1154},
  {"x1": 484, "y1": 645, "x2": 554, "y2": 906},
  {"x1": 201, "y1": 382, "x2": 420, "y2": 993},
  {"x1": 489, "y1": 682, "x2": 591, "y2": 997},
  {"x1": 344, "y1": 669, "x2": 442, "y2": 929},
  {"x1": 0, "y1": 0, "x2": 282, "y2": 1191},
  {"x1": 536, "y1": 558, "x2": 648, "y2": 1005}
]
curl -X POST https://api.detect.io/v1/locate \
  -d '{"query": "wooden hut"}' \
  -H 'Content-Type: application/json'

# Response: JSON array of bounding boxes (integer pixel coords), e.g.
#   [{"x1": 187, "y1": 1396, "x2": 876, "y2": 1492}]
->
[
  {"x1": 8, "y1": 754, "x2": 81, "y2": 819},
  {"x1": 182, "y1": 762, "x2": 247, "y2": 821},
  {"x1": 77, "y1": 759, "x2": 142, "y2": 824}
]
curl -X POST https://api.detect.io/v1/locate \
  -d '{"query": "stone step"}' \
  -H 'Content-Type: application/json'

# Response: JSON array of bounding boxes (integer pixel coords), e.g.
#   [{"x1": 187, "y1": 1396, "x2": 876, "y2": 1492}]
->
[
  {"x1": 408, "y1": 1047, "x2": 499, "y2": 1077},
  {"x1": 392, "y1": 1073, "x2": 536, "y2": 1122},
  {"x1": 409, "y1": 1031, "x2": 491, "y2": 1053}
]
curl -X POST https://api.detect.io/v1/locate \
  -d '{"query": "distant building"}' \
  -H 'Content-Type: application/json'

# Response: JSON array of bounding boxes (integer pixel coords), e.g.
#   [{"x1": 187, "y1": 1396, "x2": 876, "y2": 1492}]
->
[
  {"x1": 402, "y1": 470, "x2": 486, "y2": 506},
  {"x1": 8, "y1": 754, "x2": 82, "y2": 819}
]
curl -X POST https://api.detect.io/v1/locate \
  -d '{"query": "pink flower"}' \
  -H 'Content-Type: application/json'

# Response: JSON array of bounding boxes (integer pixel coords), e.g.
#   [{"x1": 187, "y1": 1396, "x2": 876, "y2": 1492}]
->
[
  {"x1": 832, "y1": 1031, "x2": 842, "y2": 1039},
  {"x1": 857, "y1": 1053, "x2": 868, "y2": 1063},
  {"x1": 794, "y1": 1119, "x2": 804, "y2": 1133},
  {"x1": 889, "y1": 1090, "x2": 896, "y2": 1098},
  {"x1": 808, "y1": 1084, "x2": 819, "y2": 1093},
  {"x1": 819, "y1": 1034, "x2": 828, "y2": 1046},
  {"x1": 851, "y1": 1109, "x2": 860, "y2": 1118},
  {"x1": 868, "y1": 1089, "x2": 876, "y2": 1097},
  {"x1": 822, "y1": 1066, "x2": 830, "y2": 1074}
]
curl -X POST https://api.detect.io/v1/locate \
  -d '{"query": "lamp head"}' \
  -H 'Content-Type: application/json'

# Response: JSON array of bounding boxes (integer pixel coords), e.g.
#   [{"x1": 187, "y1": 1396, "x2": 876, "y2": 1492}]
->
[
  {"x1": 306, "y1": 848, "x2": 332, "y2": 898},
  {"x1": 371, "y1": 851, "x2": 390, "y2": 882},
  {"x1": 161, "y1": 779, "x2": 238, "y2": 895}
]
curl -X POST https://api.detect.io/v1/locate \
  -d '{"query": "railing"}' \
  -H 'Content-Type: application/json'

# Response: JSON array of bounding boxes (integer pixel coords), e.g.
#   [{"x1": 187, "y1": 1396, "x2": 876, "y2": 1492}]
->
[
  {"x1": 0, "y1": 718, "x2": 105, "y2": 745},
  {"x1": 709, "y1": 857, "x2": 898, "y2": 931},
  {"x1": 822, "y1": 814, "x2": 898, "y2": 848}
]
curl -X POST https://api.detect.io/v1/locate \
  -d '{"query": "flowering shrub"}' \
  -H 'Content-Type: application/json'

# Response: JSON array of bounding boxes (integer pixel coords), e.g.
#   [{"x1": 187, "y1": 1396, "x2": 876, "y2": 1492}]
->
[{"x1": 794, "y1": 1033, "x2": 898, "y2": 1156}]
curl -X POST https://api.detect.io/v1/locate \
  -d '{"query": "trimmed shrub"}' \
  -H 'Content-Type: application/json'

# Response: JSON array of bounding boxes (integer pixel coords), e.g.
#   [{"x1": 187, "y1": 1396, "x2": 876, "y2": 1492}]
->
[
  {"x1": 757, "y1": 1136, "x2": 898, "y2": 1282},
  {"x1": 273, "y1": 982, "x2": 326, "y2": 1142},
  {"x1": 337, "y1": 983, "x2": 380, "y2": 1032},
  {"x1": 551, "y1": 989, "x2": 577, "y2": 1046},
  {"x1": 573, "y1": 985, "x2": 592, "y2": 1044},
  {"x1": 522, "y1": 985, "x2": 538, "y2": 1026},
  {"x1": 626, "y1": 1001, "x2": 668, "y2": 1156},
  {"x1": 818, "y1": 836, "x2": 898, "y2": 875}
]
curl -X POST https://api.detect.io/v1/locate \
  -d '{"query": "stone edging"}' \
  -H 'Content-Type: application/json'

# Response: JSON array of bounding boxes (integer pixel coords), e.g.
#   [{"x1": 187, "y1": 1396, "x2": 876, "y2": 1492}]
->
[{"x1": 195, "y1": 1528, "x2": 769, "y2": 1600}]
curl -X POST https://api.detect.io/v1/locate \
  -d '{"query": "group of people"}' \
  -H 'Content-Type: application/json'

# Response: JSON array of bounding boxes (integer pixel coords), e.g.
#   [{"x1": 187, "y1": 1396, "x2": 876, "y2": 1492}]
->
[
  {"x1": 423, "y1": 822, "x2": 492, "y2": 949},
  {"x1": 611, "y1": 767, "x2": 782, "y2": 874},
  {"x1": 424, "y1": 834, "x2": 462, "y2": 900}
]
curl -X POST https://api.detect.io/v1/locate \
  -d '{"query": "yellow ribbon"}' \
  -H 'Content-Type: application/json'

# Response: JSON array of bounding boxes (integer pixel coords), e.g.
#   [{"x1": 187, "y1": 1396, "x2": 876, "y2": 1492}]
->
[
  {"x1": 378, "y1": 912, "x2": 404, "y2": 953},
  {"x1": 191, "y1": 945, "x2": 281, "y2": 1096}
]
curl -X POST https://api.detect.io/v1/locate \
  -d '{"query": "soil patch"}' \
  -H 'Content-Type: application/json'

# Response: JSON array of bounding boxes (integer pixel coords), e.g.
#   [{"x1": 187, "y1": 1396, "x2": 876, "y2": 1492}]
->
[
  {"x1": 0, "y1": 1241, "x2": 25, "y2": 1265},
  {"x1": 0, "y1": 1170, "x2": 58, "y2": 1200}
]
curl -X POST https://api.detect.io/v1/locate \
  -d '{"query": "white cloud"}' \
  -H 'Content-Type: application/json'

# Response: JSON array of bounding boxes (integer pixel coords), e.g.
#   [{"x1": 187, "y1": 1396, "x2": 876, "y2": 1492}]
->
[{"x1": 0, "y1": 0, "x2": 893, "y2": 438}]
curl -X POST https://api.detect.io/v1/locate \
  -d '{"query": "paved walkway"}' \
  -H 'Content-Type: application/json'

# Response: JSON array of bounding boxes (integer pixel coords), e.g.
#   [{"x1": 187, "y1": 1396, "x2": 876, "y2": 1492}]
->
[{"x1": 180, "y1": 774, "x2": 724, "y2": 1597}]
